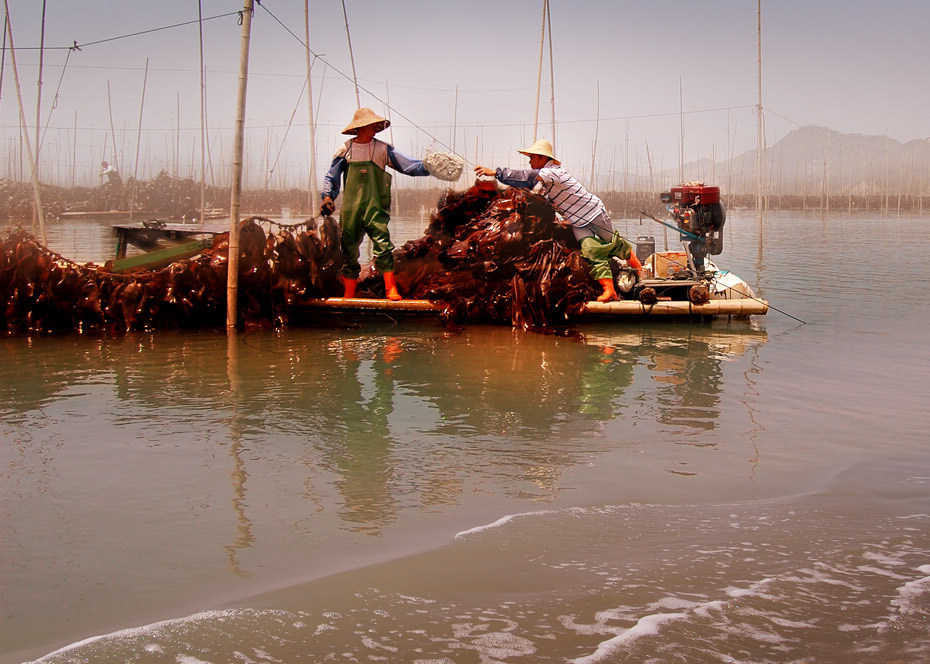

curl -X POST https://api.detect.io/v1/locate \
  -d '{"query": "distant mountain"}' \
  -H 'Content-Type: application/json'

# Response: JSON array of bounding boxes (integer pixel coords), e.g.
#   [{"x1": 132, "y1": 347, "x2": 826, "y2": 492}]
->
[
  {"x1": 681, "y1": 126, "x2": 930, "y2": 196},
  {"x1": 606, "y1": 126, "x2": 930, "y2": 196}
]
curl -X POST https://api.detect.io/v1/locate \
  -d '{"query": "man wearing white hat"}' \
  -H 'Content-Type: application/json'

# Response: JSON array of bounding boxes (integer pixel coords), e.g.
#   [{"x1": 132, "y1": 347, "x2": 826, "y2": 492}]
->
[
  {"x1": 320, "y1": 107, "x2": 432, "y2": 300},
  {"x1": 475, "y1": 139, "x2": 641, "y2": 302}
]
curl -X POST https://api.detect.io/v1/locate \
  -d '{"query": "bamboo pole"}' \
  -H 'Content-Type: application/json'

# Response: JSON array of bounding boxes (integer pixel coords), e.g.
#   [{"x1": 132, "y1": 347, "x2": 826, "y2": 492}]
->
[
  {"x1": 590, "y1": 81, "x2": 599, "y2": 189},
  {"x1": 32, "y1": 0, "x2": 46, "y2": 228},
  {"x1": 452, "y1": 84, "x2": 458, "y2": 153},
  {"x1": 3, "y1": 1, "x2": 46, "y2": 239},
  {"x1": 227, "y1": 0, "x2": 254, "y2": 331},
  {"x1": 756, "y1": 0, "x2": 763, "y2": 216},
  {"x1": 0, "y1": 12, "x2": 7, "y2": 114},
  {"x1": 106, "y1": 81, "x2": 119, "y2": 171},
  {"x1": 678, "y1": 78, "x2": 684, "y2": 184},
  {"x1": 546, "y1": 0, "x2": 556, "y2": 146},
  {"x1": 304, "y1": 0, "x2": 318, "y2": 210},
  {"x1": 532, "y1": 0, "x2": 545, "y2": 142},
  {"x1": 341, "y1": 0, "x2": 360, "y2": 107},
  {"x1": 175, "y1": 93, "x2": 180, "y2": 178},
  {"x1": 71, "y1": 110, "x2": 77, "y2": 187},
  {"x1": 198, "y1": 0, "x2": 207, "y2": 221},
  {"x1": 129, "y1": 58, "x2": 149, "y2": 223}
]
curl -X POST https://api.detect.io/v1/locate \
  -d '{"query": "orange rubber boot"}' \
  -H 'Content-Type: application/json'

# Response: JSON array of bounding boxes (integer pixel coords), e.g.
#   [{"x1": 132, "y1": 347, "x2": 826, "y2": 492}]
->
[
  {"x1": 342, "y1": 277, "x2": 357, "y2": 298},
  {"x1": 596, "y1": 277, "x2": 616, "y2": 302},
  {"x1": 383, "y1": 271, "x2": 402, "y2": 301},
  {"x1": 627, "y1": 252, "x2": 642, "y2": 273}
]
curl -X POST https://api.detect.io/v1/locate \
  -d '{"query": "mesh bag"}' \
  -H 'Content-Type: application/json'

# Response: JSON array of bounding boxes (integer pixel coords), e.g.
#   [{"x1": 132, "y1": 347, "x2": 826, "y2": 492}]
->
[{"x1": 424, "y1": 150, "x2": 465, "y2": 181}]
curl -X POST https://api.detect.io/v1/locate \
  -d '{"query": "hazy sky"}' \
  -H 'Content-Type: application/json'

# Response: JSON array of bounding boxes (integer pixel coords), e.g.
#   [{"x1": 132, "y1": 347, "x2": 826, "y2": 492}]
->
[{"x1": 1, "y1": 0, "x2": 927, "y2": 188}]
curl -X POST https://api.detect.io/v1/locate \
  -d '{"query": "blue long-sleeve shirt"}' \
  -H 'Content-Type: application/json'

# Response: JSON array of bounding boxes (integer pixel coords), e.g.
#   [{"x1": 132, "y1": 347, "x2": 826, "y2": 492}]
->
[
  {"x1": 321, "y1": 138, "x2": 430, "y2": 201},
  {"x1": 494, "y1": 167, "x2": 540, "y2": 190}
]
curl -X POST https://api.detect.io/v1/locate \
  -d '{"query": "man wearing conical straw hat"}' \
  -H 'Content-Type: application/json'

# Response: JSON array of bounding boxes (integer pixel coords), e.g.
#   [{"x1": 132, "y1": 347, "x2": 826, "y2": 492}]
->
[
  {"x1": 475, "y1": 139, "x2": 641, "y2": 302},
  {"x1": 320, "y1": 107, "x2": 433, "y2": 300}
]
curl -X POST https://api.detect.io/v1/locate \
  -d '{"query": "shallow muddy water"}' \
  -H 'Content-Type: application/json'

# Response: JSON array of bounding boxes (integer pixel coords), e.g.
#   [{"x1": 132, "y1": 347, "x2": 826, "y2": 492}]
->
[{"x1": 2, "y1": 210, "x2": 928, "y2": 663}]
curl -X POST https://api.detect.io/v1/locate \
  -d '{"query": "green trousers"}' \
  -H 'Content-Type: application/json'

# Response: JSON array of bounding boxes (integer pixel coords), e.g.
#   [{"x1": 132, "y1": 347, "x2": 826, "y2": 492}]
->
[
  {"x1": 580, "y1": 232, "x2": 635, "y2": 280},
  {"x1": 340, "y1": 160, "x2": 394, "y2": 279}
]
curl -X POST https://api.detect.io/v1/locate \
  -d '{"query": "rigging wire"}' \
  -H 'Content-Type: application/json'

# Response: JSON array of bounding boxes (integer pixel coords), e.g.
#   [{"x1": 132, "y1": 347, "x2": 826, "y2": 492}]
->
[
  {"x1": 256, "y1": 2, "x2": 466, "y2": 164},
  {"x1": 0, "y1": 11, "x2": 242, "y2": 51},
  {"x1": 37, "y1": 43, "x2": 73, "y2": 154},
  {"x1": 266, "y1": 73, "x2": 310, "y2": 187}
]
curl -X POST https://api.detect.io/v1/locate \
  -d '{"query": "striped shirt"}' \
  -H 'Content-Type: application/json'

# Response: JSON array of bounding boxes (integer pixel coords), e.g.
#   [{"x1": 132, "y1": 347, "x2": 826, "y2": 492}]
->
[{"x1": 495, "y1": 159, "x2": 606, "y2": 227}]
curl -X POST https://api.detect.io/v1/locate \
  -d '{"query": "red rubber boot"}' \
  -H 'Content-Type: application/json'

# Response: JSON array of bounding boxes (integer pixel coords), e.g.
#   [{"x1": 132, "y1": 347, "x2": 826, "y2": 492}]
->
[
  {"x1": 383, "y1": 272, "x2": 402, "y2": 301},
  {"x1": 596, "y1": 278, "x2": 616, "y2": 302}
]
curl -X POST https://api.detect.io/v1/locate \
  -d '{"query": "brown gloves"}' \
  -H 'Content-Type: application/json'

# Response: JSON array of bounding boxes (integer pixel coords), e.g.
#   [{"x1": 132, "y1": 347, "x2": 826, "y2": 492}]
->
[{"x1": 320, "y1": 196, "x2": 335, "y2": 216}]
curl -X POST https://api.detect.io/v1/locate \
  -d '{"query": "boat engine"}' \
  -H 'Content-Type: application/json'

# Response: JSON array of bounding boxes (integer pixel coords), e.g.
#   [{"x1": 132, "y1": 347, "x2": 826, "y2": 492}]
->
[{"x1": 660, "y1": 183, "x2": 726, "y2": 275}]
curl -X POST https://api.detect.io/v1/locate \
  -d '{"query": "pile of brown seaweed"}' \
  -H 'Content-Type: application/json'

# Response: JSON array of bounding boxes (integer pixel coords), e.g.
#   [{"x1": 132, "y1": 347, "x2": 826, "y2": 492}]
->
[
  {"x1": 381, "y1": 182, "x2": 597, "y2": 327},
  {"x1": 1, "y1": 182, "x2": 599, "y2": 336}
]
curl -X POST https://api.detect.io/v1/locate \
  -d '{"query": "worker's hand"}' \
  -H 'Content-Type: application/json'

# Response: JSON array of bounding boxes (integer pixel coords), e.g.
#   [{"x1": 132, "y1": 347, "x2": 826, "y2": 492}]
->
[
  {"x1": 473, "y1": 166, "x2": 496, "y2": 178},
  {"x1": 320, "y1": 196, "x2": 335, "y2": 216}
]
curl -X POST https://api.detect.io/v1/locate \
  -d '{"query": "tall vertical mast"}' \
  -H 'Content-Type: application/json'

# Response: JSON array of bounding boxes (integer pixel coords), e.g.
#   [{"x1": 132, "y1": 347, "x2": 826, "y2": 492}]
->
[
  {"x1": 198, "y1": 0, "x2": 207, "y2": 221},
  {"x1": 32, "y1": 0, "x2": 46, "y2": 227},
  {"x1": 3, "y1": 0, "x2": 46, "y2": 239},
  {"x1": 532, "y1": 0, "x2": 546, "y2": 142},
  {"x1": 341, "y1": 0, "x2": 360, "y2": 108},
  {"x1": 227, "y1": 0, "x2": 254, "y2": 331},
  {"x1": 757, "y1": 0, "x2": 764, "y2": 214},
  {"x1": 546, "y1": 0, "x2": 555, "y2": 146},
  {"x1": 304, "y1": 0, "x2": 318, "y2": 209}
]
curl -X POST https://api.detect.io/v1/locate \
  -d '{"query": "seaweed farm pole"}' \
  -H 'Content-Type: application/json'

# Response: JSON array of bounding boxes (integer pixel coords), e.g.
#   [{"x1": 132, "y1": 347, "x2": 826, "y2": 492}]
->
[
  {"x1": 304, "y1": 0, "x2": 318, "y2": 210},
  {"x1": 0, "y1": 12, "x2": 6, "y2": 110},
  {"x1": 3, "y1": 0, "x2": 46, "y2": 239},
  {"x1": 106, "y1": 82, "x2": 118, "y2": 171},
  {"x1": 32, "y1": 0, "x2": 46, "y2": 228},
  {"x1": 129, "y1": 58, "x2": 149, "y2": 223},
  {"x1": 227, "y1": 0, "x2": 254, "y2": 331},
  {"x1": 756, "y1": 0, "x2": 764, "y2": 231},
  {"x1": 546, "y1": 0, "x2": 555, "y2": 146},
  {"x1": 71, "y1": 110, "x2": 77, "y2": 187},
  {"x1": 175, "y1": 93, "x2": 180, "y2": 177},
  {"x1": 198, "y1": 0, "x2": 208, "y2": 221},
  {"x1": 532, "y1": 0, "x2": 545, "y2": 142},
  {"x1": 590, "y1": 80, "x2": 599, "y2": 189},
  {"x1": 341, "y1": 0, "x2": 360, "y2": 107}
]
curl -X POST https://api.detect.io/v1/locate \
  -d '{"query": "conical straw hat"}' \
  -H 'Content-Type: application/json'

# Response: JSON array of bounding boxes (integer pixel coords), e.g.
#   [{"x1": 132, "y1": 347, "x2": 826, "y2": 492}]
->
[
  {"x1": 518, "y1": 139, "x2": 560, "y2": 165},
  {"x1": 342, "y1": 107, "x2": 390, "y2": 135}
]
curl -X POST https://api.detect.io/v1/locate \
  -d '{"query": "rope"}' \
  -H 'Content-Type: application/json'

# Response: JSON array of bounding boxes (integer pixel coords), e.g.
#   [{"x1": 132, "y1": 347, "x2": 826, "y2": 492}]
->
[
  {"x1": 265, "y1": 74, "x2": 311, "y2": 187},
  {"x1": 645, "y1": 249, "x2": 806, "y2": 324},
  {"x1": 38, "y1": 46, "x2": 75, "y2": 155},
  {"x1": 256, "y1": 2, "x2": 468, "y2": 166},
  {"x1": 1, "y1": 226, "x2": 157, "y2": 282}
]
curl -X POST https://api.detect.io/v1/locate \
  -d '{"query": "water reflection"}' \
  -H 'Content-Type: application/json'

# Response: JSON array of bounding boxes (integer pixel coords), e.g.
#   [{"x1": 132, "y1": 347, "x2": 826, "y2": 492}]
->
[
  {"x1": 2, "y1": 323, "x2": 767, "y2": 543},
  {"x1": 321, "y1": 339, "x2": 401, "y2": 534},
  {"x1": 225, "y1": 333, "x2": 254, "y2": 576},
  {"x1": 584, "y1": 321, "x2": 767, "y2": 429}
]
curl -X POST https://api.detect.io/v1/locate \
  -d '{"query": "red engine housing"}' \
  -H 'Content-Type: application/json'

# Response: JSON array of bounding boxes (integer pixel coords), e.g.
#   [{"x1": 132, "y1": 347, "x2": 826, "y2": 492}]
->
[{"x1": 670, "y1": 184, "x2": 719, "y2": 206}]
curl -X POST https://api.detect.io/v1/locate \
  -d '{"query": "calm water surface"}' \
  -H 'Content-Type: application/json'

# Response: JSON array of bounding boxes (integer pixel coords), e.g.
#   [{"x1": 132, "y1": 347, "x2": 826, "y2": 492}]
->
[{"x1": 1, "y1": 210, "x2": 928, "y2": 663}]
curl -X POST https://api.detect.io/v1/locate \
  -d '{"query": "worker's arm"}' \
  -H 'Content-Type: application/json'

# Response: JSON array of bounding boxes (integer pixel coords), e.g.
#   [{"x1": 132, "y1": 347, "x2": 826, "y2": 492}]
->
[
  {"x1": 387, "y1": 146, "x2": 430, "y2": 177},
  {"x1": 321, "y1": 148, "x2": 349, "y2": 203},
  {"x1": 483, "y1": 167, "x2": 540, "y2": 189}
]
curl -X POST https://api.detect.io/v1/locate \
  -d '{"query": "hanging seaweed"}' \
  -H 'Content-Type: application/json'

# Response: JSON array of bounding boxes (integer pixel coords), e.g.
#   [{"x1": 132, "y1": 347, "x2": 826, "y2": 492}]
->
[{"x1": 1, "y1": 182, "x2": 603, "y2": 336}]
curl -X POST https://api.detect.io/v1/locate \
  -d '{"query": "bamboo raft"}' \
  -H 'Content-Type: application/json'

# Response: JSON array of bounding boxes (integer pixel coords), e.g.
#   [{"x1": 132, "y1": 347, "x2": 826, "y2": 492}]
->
[{"x1": 289, "y1": 293, "x2": 768, "y2": 321}]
